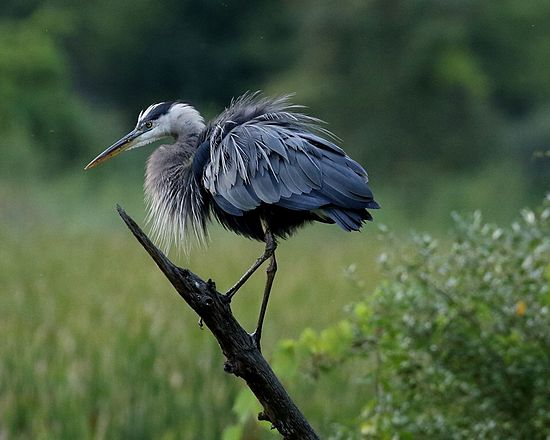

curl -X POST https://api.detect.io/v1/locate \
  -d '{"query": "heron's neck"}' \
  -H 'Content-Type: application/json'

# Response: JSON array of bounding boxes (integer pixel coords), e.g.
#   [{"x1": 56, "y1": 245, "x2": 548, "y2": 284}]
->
[
  {"x1": 147, "y1": 137, "x2": 197, "y2": 173},
  {"x1": 167, "y1": 104, "x2": 205, "y2": 143},
  {"x1": 144, "y1": 139, "x2": 205, "y2": 251}
]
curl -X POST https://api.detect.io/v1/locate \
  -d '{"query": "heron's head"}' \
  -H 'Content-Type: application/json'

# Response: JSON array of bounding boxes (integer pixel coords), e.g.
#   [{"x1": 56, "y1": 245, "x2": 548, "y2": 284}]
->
[{"x1": 85, "y1": 101, "x2": 205, "y2": 170}]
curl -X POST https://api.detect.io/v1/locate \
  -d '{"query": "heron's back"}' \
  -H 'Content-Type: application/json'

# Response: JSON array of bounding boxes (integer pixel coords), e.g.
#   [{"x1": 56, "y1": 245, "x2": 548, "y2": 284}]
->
[{"x1": 197, "y1": 93, "x2": 379, "y2": 241}]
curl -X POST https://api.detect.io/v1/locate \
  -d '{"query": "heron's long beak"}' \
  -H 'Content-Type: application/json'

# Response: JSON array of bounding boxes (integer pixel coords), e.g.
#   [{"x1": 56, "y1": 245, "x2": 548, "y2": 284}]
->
[{"x1": 84, "y1": 128, "x2": 141, "y2": 170}]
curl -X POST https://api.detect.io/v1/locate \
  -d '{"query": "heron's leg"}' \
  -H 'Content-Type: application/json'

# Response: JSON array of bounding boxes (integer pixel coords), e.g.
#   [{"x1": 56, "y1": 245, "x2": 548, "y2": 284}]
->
[
  {"x1": 224, "y1": 230, "x2": 277, "y2": 300},
  {"x1": 252, "y1": 252, "x2": 277, "y2": 352}
]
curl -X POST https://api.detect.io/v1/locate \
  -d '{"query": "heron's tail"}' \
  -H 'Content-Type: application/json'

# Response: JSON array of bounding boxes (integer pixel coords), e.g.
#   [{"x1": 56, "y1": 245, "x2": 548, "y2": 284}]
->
[{"x1": 323, "y1": 204, "x2": 379, "y2": 231}]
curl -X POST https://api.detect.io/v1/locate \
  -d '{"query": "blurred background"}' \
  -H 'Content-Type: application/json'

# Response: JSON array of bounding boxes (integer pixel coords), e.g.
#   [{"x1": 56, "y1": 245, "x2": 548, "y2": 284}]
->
[{"x1": 1, "y1": 0, "x2": 549, "y2": 438}]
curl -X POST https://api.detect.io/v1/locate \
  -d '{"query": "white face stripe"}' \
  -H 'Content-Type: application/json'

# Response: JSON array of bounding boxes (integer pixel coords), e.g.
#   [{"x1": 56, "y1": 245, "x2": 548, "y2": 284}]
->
[
  {"x1": 135, "y1": 101, "x2": 206, "y2": 142},
  {"x1": 137, "y1": 102, "x2": 169, "y2": 124}
]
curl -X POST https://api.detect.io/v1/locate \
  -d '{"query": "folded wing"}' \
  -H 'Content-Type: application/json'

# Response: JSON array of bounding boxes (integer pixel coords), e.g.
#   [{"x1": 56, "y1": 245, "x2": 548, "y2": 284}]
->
[{"x1": 201, "y1": 99, "x2": 379, "y2": 231}]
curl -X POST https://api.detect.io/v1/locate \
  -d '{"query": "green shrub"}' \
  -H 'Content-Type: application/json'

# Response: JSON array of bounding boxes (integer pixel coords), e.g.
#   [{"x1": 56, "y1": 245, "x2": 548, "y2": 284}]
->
[{"x1": 260, "y1": 196, "x2": 550, "y2": 439}]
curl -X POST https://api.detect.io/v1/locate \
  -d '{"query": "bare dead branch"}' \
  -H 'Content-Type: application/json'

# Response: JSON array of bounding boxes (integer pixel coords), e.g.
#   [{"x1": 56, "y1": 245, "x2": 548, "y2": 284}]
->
[{"x1": 116, "y1": 205, "x2": 319, "y2": 440}]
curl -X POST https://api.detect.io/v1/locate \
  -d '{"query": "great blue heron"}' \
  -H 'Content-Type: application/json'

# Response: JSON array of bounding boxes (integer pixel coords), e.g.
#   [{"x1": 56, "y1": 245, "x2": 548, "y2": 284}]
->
[{"x1": 85, "y1": 93, "x2": 379, "y2": 350}]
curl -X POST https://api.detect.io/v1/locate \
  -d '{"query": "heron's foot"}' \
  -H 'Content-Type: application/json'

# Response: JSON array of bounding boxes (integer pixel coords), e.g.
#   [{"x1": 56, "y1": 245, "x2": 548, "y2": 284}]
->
[
  {"x1": 250, "y1": 330, "x2": 262, "y2": 353},
  {"x1": 223, "y1": 284, "x2": 241, "y2": 302},
  {"x1": 198, "y1": 317, "x2": 204, "y2": 329},
  {"x1": 221, "y1": 292, "x2": 233, "y2": 304}
]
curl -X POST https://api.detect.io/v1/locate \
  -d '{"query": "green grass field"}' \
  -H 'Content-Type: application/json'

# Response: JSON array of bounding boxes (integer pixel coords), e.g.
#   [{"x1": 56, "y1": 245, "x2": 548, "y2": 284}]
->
[
  {"x1": 2, "y1": 169, "x2": 535, "y2": 439},
  {"x1": 0, "y1": 180, "x2": 383, "y2": 439}
]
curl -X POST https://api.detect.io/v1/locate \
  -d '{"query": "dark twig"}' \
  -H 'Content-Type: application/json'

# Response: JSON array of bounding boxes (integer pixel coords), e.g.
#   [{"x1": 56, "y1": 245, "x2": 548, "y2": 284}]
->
[{"x1": 116, "y1": 205, "x2": 319, "y2": 440}]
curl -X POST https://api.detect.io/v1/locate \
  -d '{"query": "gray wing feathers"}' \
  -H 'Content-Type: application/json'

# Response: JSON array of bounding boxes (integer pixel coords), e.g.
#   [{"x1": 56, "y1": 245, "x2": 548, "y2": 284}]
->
[
  {"x1": 251, "y1": 169, "x2": 280, "y2": 204},
  {"x1": 261, "y1": 131, "x2": 288, "y2": 160},
  {"x1": 204, "y1": 100, "x2": 375, "y2": 216},
  {"x1": 282, "y1": 152, "x2": 315, "y2": 193},
  {"x1": 296, "y1": 151, "x2": 322, "y2": 188},
  {"x1": 220, "y1": 180, "x2": 259, "y2": 212}
]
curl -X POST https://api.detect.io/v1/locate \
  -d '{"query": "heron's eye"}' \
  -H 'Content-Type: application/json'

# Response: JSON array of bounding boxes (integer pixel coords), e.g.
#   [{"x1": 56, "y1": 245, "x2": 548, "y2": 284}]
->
[{"x1": 145, "y1": 121, "x2": 153, "y2": 129}]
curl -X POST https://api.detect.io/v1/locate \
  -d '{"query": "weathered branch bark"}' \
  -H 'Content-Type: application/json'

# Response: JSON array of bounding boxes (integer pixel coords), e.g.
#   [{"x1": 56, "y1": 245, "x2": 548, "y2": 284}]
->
[{"x1": 116, "y1": 205, "x2": 319, "y2": 440}]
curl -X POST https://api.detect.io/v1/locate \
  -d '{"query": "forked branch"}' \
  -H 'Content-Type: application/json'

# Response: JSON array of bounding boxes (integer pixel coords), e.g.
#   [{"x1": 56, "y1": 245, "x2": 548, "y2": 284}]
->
[{"x1": 116, "y1": 205, "x2": 319, "y2": 440}]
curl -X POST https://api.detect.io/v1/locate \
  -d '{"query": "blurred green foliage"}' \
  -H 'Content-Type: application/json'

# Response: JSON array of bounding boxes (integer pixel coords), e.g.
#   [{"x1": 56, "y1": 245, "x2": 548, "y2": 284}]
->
[
  {"x1": 1, "y1": 0, "x2": 549, "y2": 213},
  {"x1": 245, "y1": 197, "x2": 550, "y2": 439},
  {"x1": 1, "y1": 1, "x2": 550, "y2": 438},
  {"x1": 0, "y1": 215, "x2": 381, "y2": 439}
]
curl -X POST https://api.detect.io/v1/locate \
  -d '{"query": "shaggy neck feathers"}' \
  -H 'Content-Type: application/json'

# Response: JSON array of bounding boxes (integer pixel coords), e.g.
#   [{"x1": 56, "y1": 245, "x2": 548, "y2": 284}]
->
[{"x1": 143, "y1": 107, "x2": 207, "y2": 252}]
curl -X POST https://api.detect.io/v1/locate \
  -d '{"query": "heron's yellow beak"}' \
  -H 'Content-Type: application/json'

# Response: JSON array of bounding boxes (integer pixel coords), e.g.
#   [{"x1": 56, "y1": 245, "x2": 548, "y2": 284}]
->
[{"x1": 84, "y1": 128, "x2": 141, "y2": 170}]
